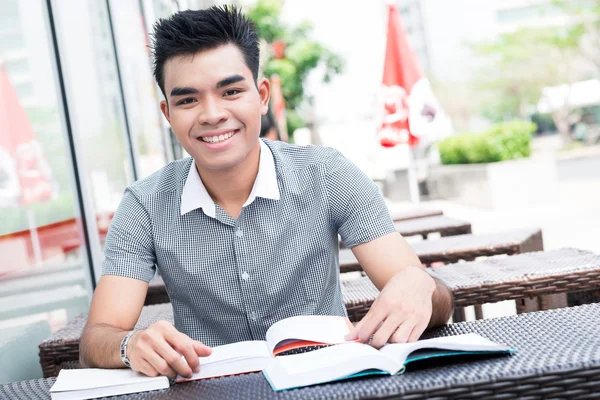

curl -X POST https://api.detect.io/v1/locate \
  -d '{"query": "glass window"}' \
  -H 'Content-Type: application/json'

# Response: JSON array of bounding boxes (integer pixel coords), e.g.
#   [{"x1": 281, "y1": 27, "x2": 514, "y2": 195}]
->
[
  {"x1": 0, "y1": 0, "x2": 91, "y2": 383},
  {"x1": 109, "y1": 0, "x2": 169, "y2": 178},
  {"x1": 52, "y1": 0, "x2": 137, "y2": 279}
]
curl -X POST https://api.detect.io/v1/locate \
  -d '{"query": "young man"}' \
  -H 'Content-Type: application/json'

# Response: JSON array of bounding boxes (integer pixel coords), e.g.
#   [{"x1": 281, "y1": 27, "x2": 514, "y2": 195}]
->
[{"x1": 80, "y1": 6, "x2": 453, "y2": 380}]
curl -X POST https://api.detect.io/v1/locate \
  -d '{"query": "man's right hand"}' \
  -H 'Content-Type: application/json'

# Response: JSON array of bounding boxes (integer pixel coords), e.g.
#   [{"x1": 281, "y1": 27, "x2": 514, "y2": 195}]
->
[{"x1": 127, "y1": 320, "x2": 212, "y2": 379}]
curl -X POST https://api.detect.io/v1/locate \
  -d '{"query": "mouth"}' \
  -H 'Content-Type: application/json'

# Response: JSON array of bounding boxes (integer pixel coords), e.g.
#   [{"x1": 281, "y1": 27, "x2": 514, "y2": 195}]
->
[{"x1": 198, "y1": 130, "x2": 238, "y2": 144}]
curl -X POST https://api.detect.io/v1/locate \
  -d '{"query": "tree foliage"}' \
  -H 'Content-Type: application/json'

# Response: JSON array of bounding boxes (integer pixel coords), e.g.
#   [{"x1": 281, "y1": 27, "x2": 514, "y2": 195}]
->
[
  {"x1": 246, "y1": 0, "x2": 343, "y2": 135},
  {"x1": 468, "y1": 0, "x2": 599, "y2": 141}
]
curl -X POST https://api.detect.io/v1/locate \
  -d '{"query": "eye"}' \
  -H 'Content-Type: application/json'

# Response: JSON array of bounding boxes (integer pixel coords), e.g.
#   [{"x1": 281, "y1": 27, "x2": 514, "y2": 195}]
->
[
  {"x1": 176, "y1": 98, "x2": 195, "y2": 106},
  {"x1": 224, "y1": 89, "x2": 241, "y2": 97}
]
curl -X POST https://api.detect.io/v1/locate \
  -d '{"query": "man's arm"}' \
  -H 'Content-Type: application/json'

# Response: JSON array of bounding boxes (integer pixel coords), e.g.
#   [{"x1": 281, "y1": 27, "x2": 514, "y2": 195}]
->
[
  {"x1": 345, "y1": 231, "x2": 453, "y2": 348},
  {"x1": 80, "y1": 275, "x2": 211, "y2": 378},
  {"x1": 80, "y1": 275, "x2": 148, "y2": 369}
]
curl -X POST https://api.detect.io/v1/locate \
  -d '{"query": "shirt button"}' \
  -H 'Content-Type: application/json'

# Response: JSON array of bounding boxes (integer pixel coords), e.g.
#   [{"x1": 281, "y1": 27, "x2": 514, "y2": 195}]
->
[
  {"x1": 249, "y1": 312, "x2": 258, "y2": 321},
  {"x1": 235, "y1": 229, "x2": 243, "y2": 238},
  {"x1": 241, "y1": 272, "x2": 250, "y2": 281}
]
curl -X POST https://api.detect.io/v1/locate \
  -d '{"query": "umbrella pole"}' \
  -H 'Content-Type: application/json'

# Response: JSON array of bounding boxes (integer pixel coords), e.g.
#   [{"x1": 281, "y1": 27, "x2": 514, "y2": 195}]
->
[
  {"x1": 27, "y1": 207, "x2": 43, "y2": 266},
  {"x1": 407, "y1": 146, "x2": 420, "y2": 205}
]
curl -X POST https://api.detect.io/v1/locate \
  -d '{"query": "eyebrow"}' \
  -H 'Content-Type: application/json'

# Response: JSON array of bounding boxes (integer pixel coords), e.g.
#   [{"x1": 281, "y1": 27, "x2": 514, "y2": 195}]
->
[
  {"x1": 170, "y1": 87, "x2": 199, "y2": 97},
  {"x1": 216, "y1": 74, "x2": 246, "y2": 88},
  {"x1": 169, "y1": 74, "x2": 247, "y2": 98}
]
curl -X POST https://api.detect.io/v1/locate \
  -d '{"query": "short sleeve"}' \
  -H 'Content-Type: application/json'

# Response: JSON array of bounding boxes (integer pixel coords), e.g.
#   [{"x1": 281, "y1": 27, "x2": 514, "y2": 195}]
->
[
  {"x1": 102, "y1": 188, "x2": 157, "y2": 282},
  {"x1": 325, "y1": 150, "x2": 396, "y2": 248}
]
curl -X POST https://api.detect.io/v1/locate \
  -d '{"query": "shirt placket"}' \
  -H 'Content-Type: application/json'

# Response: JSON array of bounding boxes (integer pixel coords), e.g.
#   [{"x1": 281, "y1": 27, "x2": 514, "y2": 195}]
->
[{"x1": 233, "y1": 215, "x2": 261, "y2": 337}]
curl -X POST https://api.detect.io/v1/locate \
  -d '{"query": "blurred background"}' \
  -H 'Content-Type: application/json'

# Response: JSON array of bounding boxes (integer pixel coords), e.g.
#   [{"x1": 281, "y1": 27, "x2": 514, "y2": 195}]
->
[{"x1": 0, "y1": 0, "x2": 599, "y2": 383}]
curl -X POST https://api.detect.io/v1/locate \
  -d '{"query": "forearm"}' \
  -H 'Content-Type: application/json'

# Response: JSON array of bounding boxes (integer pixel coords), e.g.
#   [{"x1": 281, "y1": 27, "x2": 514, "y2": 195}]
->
[
  {"x1": 80, "y1": 323, "x2": 131, "y2": 368},
  {"x1": 428, "y1": 277, "x2": 454, "y2": 328}
]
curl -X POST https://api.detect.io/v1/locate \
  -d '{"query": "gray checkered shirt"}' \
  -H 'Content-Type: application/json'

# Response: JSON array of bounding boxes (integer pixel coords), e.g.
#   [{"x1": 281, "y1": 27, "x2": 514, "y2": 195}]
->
[{"x1": 103, "y1": 139, "x2": 395, "y2": 347}]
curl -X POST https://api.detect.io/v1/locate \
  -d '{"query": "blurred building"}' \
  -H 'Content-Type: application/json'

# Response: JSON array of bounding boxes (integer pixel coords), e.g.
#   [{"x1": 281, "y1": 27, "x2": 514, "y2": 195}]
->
[
  {"x1": 495, "y1": 0, "x2": 576, "y2": 33},
  {"x1": 396, "y1": 0, "x2": 578, "y2": 82}
]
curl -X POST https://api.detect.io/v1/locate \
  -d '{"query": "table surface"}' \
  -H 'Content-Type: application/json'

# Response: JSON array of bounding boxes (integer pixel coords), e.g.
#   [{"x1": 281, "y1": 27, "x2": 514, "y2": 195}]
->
[
  {"x1": 342, "y1": 247, "x2": 600, "y2": 307},
  {"x1": 6, "y1": 303, "x2": 600, "y2": 400},
  {"x1": 340, "y1": 227, "x2": 542, "y2": 268}
]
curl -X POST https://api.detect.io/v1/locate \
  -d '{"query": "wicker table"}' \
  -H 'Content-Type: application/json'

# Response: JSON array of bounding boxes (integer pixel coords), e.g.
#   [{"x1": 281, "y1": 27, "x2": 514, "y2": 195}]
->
[
  {"x1": 9, "y1": 304, "x2": 600, "y2": 399},
  {"x1": 393, "y1": 215, "x2": 472, "y2": 238},
  {"x1": 340, "y1": 227, "x2": 543, "y2": 272},
  {"x1": 390, "y1": 208, "x2": 443, "y2": 221},
  {"x1": 339, "y1": 216, "x2": 472, "y2": 249},
  {"x1": 38, "y1": 248, "x2": 600, "y2": 379},
  {"x1": 342, "y1": 247, "x2": 600, "y2": 322}
]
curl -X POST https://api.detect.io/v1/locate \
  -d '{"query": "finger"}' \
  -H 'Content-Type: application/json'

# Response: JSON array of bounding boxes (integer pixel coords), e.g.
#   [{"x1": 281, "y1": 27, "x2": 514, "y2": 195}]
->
[
  {"x1": 390, "y1": 319, "x2": 418, "y2": 344},
  {"x1": 406, "y1": 319, "x2": 428, "y2": 343},
  {"x1": 356, "y1": 302, "x2": 390, "y2": 343},
  {"x1": 370, "y1": 314, "x2": 404, "y2": 349},
  {"x1": 144, "y1": 351, "x2": 177, "y2": 378},
  {"x1": 193, "y1": 341, "x2": 212, "y2": 357},
  {"x1": 344, "y1": 319, "x2": 363, "y2": 340},
  {"x1": 134, "y1": 358, "x2": 160, "y2": 377},
  {"x1": 171, "y1": 336, "x2": 205, "y2": 374},
  {"x1": 153, "y1": 337, "x2": 193, "y2": 378}
]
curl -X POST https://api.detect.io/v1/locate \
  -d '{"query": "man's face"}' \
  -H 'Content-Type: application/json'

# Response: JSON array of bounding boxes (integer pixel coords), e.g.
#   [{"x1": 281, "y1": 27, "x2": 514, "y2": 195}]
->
[{"x1": 160, "y1": 44, "x2": 270, "y2": 173}]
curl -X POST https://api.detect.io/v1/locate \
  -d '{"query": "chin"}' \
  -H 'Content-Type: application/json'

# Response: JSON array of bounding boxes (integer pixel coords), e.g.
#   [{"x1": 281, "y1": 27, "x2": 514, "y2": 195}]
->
[{"x1": 197, "y1": 156, "x2": 242, "y2": 172}]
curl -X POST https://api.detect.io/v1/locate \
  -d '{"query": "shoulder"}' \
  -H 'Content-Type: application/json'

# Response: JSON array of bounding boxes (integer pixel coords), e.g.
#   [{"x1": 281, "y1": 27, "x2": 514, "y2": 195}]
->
[
  {"x1": 127, "y1": 157, "x2": 193, "y2": 199},
  {"x1": 264, "y1": 140, "x2": 347, "y2": 173}
]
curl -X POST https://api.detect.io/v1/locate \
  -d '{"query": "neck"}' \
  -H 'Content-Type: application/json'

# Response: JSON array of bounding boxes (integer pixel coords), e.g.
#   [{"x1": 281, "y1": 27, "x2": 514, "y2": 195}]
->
[{"x1": 196, "y1": 140, "x2": 261, "y2": 218}]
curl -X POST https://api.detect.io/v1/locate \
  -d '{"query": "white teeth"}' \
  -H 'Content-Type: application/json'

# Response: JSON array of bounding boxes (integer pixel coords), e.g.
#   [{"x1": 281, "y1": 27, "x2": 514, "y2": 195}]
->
[{"x1": 201, "y1": 131, "x2": 235, "y2": 143}]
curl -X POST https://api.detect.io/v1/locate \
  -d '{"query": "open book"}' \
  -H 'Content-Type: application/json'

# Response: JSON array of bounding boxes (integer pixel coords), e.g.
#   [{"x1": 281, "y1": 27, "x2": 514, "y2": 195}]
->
[
  {"x1": 50, "y1": 369, "x2": 169, "y2": 400},
  {"x1": 263, "y1": 333, "x2": 514, "y2": 391},
  {"x1": 177, "y1": 315, "x2": 354, "y2": 382}
]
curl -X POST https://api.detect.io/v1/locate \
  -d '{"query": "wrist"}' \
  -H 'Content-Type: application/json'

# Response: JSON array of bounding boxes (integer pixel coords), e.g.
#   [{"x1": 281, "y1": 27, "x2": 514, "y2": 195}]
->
[
  {"x1": 120, "y1": 330, "x2": 137, "y2": 368},
  {"x1": 404, "y1": 266, "x2": 436, "y2": 293}
]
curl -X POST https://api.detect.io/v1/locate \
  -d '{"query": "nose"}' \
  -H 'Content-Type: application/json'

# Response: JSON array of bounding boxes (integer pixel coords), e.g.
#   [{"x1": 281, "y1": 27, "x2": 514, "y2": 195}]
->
[{"x1": 197, "y1": 97, "x2": 228, "y2": 126}]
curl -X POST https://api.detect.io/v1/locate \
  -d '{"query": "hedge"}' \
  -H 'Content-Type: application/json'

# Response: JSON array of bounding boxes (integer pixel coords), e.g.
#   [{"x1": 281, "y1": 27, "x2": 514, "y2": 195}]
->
[{"x1": 438, "y1": 120, "x2": 536, "y2": 165}]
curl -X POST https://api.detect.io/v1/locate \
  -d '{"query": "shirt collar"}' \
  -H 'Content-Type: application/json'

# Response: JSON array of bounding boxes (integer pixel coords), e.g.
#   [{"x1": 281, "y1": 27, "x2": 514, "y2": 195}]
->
[{"x1": 180, "y1": 139, "x2": 280, "y2": 218}]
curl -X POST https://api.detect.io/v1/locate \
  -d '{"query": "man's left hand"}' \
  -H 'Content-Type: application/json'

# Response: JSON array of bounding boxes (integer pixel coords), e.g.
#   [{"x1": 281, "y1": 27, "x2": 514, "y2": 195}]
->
[{"x1": 344, "y1": 266, "x2": 435, "y2": 348}]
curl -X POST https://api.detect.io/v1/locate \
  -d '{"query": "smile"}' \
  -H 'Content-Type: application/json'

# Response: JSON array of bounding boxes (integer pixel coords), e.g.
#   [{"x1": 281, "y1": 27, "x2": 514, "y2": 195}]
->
[{"x1": 200, "y1": 130, "x2": 237, "y2": 143}]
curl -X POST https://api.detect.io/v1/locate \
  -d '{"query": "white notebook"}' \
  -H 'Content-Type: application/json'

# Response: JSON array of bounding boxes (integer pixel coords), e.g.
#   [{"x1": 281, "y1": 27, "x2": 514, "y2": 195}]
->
[{"x1": 50, "y1": 369, "x2": 169, "y2": 400}]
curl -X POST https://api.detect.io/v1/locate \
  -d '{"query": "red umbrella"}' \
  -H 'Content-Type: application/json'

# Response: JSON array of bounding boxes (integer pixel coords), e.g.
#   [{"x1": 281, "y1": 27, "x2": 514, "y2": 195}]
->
[
  {"x1": 378, "y1": 3, "x2": 446, "y2": 149},
  {"x1": 0, "y1": 66, "x2": 54, "y2": 206},
  {"x1": 0, "y1": 65, "x2": 55, "y2": 264}
]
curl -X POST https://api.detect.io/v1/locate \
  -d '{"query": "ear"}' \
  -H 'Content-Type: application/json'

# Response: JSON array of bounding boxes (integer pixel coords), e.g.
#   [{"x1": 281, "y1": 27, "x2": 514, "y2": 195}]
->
[
  {"x1": 160, "y1": 100, "x2": 171, "y2": 124},
  {"x1": 258, "y1": 78, "x2": 271, "y2": 116}
]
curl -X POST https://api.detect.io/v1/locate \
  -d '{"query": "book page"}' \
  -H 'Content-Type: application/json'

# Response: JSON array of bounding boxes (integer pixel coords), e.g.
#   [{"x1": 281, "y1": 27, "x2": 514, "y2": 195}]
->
[
  {"x1": 50, "y1": 369, "x2": 168, "y2": 392},
  {"x1": 265, "y1": 315, "x2": 353, "y2": 353},
  {"x1": 379, "y1": 333, "x2": 511, "y2": 365},
  {"x1": 176, "y1": 341, "x2": 271, "y2": 382},
  {"x1": 195, "y1": 340, "x2": 270, "y2": 366},
  {"x1": 263, "y1": 342, "x2": 401, "y2": 391}
]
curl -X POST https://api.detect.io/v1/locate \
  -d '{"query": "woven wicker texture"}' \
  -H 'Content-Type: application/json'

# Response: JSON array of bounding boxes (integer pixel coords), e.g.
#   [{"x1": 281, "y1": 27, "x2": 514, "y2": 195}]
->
[
  {"x1": 38, "y1": 304, "x2": 173, "y2": 379},
  {"x1": 7, "y1": 303, "x2": 600, "y2": 399},
  {"x1": 343, "y1": 248, "x2": 600, "y2": 322},
  {"x1": 340, "y1": 227, "x2": 543, "y2": 272},
  {"x1": 390, "y1": 208, "x2": 443, "y2": 221}
]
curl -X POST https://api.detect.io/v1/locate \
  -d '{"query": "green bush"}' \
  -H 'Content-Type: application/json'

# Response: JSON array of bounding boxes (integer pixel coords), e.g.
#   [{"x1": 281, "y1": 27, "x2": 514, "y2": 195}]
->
[{"x1": 438, "y1": 120, "x2": 536, "y2": 165}]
